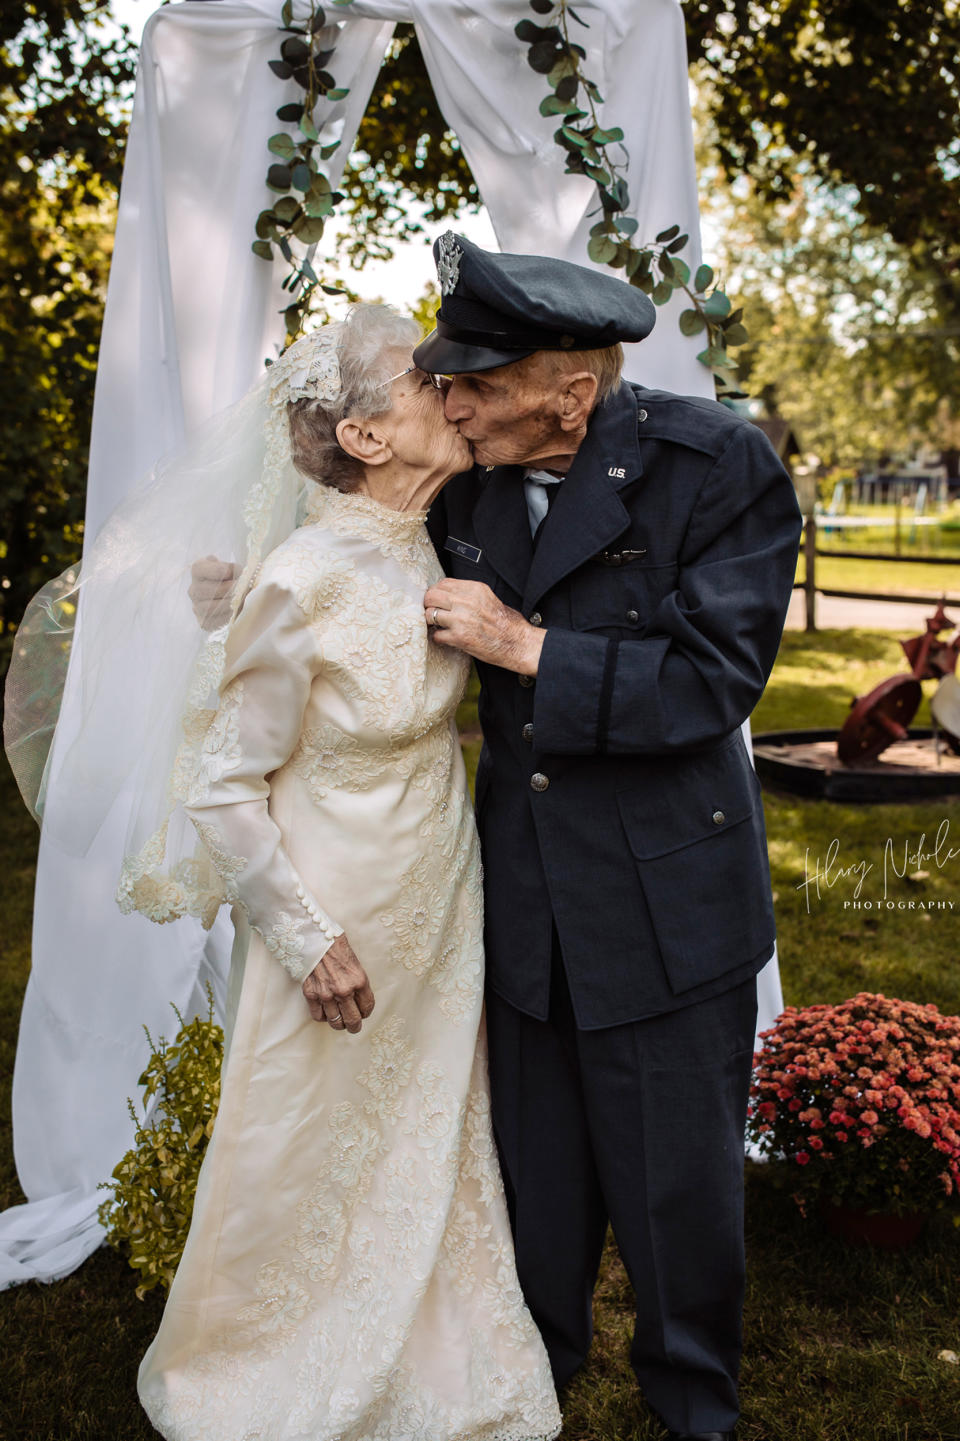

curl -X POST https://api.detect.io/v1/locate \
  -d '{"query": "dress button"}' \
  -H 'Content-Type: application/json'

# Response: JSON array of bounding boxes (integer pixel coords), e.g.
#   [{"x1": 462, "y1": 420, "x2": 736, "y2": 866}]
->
[
  {"x1": 518, "y1": 673, "x2": 534, "y2": 687},
  {"x1": 637, "y1": 407, "x2": 648, "y2": 422},
  {"x1": 530, "y1": 772, "x2": 550, "y2": 792},
  {"x1": 626, "y1": 609, "x2": 640, "y2": 624},
  {"x1": 529, "y1": 611, "x2": 543, "y2": 627},
  {"x1": 712, "y1": 809, "x2": 725, "y2": 825},
  {"x1": 522, "y1": 723, "x2": 534, "y2": 743}
]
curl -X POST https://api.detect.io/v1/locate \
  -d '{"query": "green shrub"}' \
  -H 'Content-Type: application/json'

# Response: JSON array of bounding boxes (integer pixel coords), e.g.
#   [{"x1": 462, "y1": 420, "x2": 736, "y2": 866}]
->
[{"x1": 98, "y1": 991, "x2": 223, "y2": 1298}]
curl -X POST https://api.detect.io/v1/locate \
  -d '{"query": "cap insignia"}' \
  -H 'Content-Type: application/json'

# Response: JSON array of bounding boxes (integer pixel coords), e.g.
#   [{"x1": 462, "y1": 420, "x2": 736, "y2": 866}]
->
[{"x1": 437, "y1": 232, "x2": 464, "y2": 297}]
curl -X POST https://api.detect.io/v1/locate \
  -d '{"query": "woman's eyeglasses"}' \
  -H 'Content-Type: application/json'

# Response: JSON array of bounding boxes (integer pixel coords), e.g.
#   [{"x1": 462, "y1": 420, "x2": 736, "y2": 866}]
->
[{"x1": 388, "y1": 365, "x2": 448, "y2": 391}]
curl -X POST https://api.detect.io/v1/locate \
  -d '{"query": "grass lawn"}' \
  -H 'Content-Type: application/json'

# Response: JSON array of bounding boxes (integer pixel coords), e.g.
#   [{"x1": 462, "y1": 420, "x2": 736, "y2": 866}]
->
[
  {"x1": 2, "y1": 630, "x2": 960, "y2": 1439},
  {"x1": 795, "y1": 554, "x2": 960, "y2": 600}
]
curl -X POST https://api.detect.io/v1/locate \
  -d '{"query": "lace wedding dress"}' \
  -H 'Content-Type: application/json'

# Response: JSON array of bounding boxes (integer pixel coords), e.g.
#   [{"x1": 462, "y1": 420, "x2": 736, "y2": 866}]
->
[{"x1": 137, "y1": 484, "x2": 561, "y2": 1441}]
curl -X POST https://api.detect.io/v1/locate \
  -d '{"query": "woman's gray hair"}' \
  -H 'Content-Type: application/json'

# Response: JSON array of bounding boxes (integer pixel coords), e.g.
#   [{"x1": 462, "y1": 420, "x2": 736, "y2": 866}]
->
[{"x1": 288, "y1": 304, "x2": 422, "y2": 492}]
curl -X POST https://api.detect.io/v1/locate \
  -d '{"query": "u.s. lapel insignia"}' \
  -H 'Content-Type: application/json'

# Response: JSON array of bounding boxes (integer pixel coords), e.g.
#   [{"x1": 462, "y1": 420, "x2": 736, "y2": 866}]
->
[{"x1": 437, "y1": 233, "x2": 464, "y2": 296}]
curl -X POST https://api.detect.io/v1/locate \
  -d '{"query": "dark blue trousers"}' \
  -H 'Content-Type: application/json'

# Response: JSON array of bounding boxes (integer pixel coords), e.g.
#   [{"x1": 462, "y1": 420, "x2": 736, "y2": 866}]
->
[{"x1": 485, "y1": 948, "x2": 757, "y2": 1435}]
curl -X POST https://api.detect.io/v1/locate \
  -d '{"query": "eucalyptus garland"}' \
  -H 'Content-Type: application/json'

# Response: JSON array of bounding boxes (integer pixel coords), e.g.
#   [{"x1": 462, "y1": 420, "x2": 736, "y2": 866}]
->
[
  {"x1": 517, "y1": 0, "x2": 746, "y2": 393},
  {"x1": 256, "y1": 0, "x2": 746, "y2": 388},
  {"x1": 252, "y1": 1, "x2": 350, "y2": 344}
]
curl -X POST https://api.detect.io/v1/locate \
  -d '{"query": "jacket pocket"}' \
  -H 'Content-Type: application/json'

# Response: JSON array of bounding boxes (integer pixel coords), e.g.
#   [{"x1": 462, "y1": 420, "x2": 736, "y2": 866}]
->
[
  {"x1": 570, "y1": 561, "x2": 678, "y2": 637},
  {"x1": 616, "y1": 736, "x2": 775, "y2": 994}
]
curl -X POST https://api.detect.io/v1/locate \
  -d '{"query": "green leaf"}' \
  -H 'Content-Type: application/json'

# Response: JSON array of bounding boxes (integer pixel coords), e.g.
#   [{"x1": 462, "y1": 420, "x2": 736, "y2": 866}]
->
[
  {"x1": 268, "y1": 132, "x2": 296, "y2": 158},
  {"x1": 291, "y1": 161, "x2": 313, "y2": 191},
  {"x1": 273, "y1": 196, "x2": 300, "y2": 222},
  {"x1": 652, "y1": 281, "x2": 673, "y2": 305},
  {"x1": 539, "y1": 95, "x2": 584, "y2": 117},
  {"x1": 310, "y1": 7, "x2": 328, "y2": 30},
  {"x1": 268, "y1": 60, "x2": 293, "y2": 79},
  {"x1": 320, "y1": 141, "x2": 341, "y2": 159},
  {"x1": 723, "y1": 322, "x2": 749, "y2": 346},
  {"x1": 655, "y1": 223, "x2": 680, "y2": 244},
  {"x1": 679, "y1": 308, "x2": 705, "y2": 336},
  {"x1": 703, "y1": 289, "x2": 732, "y2": 319},
  {"x1": 529, "y1": 40, "x2": 563, "y2": 72},
  {"x1": 561, "y1": 126, "x2": 590, "y2": 148},
  {"x1": 293, "y1": 215, "x2": 327, "y2": 244},
  {"x1": 625, "y1": 248, "x2": 646, "y2": 279},
  {"x1": 266, "y1": 163, "x2": 292, "y2": 191},
  {"x1": 515, "y1": 19, "x2": 561, "y2": 42},
  {"x1": 280, "y1": 0, "x2": 294, "y2": 24},
  {"x1": 658, "y1": 252, "x2": 676, "y2": 279},
  {"x1": 554, "y1": 74, "x2": 579, "y2": 102},
  {"x1": 587, "y1": 234, "x2": 618, "y2": 264},
  {"x1": 630, "y1": 270, "x2": 654, "y2": 294},
  {"x1": 547, "y1": 54, "x2": 577, "y2": 82},
  {"x1": 613, "y1": 215, "x2": 638, "y2": 236},
  {"x1": 671, "y1": 257, "x2": 691, "y2": 286},
  {"x1": 280, "y1": 36, "x2": 310, "y2": 64},
  {"x1": 299, "y1": 112, "x2": 319, "y2": 140},
  {"x1": 696, "y1": 344, "x2": 731, "y2": 368},
  {"x1": 276, "y1": 102, "x2": 303, "y2": 122},
  {"x1": 252, "y1": 240, "x2": 273, "y2": 261},
  {"x1": 591, "y1": 126, "x2": 624, "y2": 144},
  {"x1": 309, "y1": 171, "x2": 332, "y2": 196},
  {"x1": 326, "y1": 87, "x2": 350, "y2": 101},
  {"x1": 666, "y1": 234, "x2": 688, "y2": 254},
  {"x1": 694, "y1": 264, "x2": 714, "y2": 293},
  {"x1": 255, "y1": 210, "x2": 276, "y2": 239},
  {"x1": 567, "y1": 4, "x2": 589, "y2": 25},
  {"x1": 529, "y1": 0, "x2": 555, "y2": 12},
  {"x1": 304, "y1": 194, "x2": 334, "y2": 218},
  {"x1": 582, "y1": 78, "x2": 604, "y2": 103}
]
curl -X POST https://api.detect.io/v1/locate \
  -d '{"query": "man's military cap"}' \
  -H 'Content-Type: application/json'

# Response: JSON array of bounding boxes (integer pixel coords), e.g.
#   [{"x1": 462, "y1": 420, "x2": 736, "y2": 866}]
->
[{"x1": 413, "y1": 231, "x2": 656, "y2": 374}]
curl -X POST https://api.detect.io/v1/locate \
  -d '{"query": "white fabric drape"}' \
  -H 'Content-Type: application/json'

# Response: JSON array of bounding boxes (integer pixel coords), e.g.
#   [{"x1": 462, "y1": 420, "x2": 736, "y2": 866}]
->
[{"x1": 2, "y1": 0, "x2": 780, "y2": 1289}]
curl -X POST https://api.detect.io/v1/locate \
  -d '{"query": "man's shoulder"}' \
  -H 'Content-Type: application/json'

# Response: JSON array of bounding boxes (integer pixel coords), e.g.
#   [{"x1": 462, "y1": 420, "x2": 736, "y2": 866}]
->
[{"x1": 629, "y1": 384, "x2": 764, "y2": 461}]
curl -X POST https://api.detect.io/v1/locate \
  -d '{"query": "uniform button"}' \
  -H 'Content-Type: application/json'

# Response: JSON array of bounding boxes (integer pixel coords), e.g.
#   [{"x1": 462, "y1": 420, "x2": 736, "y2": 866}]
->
[
  {"x1": 518, "y1": 673, "x2": 534, "y2": 687},
  {"x1": 626, "y1": 609, "x2": 640, "y2": 624},
  {"x1": 637, "y1": 407, "x2": 648, "y2": 422},
  {"x1": 712, "y1": 809, "x2": 725, "y2": 825},
  {"x1": 529, "y1": 611, "x2": 542, "y2": 627},
  {"x1": 530, "y1": 772, "x2": 550, "y2": 792},
  {"x1": 521, "y1": 723, "x2": 534, "y2": 743}
]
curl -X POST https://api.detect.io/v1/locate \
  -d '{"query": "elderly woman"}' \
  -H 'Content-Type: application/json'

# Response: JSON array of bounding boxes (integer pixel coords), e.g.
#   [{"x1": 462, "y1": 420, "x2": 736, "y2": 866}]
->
[{"x1": 129, "y1": 306, "x2": 561, "y2": 1440}]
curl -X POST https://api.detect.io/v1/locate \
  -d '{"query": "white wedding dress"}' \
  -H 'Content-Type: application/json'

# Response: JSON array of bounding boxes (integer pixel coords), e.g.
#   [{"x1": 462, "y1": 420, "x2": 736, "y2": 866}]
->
[{"x1": 137, "y1": 483, "x2": 561, "y2": 1441}]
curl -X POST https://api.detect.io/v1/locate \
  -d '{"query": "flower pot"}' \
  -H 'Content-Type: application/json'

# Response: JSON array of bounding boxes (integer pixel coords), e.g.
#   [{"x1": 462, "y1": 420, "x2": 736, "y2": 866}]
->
[{"x1": 821, "y1": 1203, "x2": 927, "y2": 1249}]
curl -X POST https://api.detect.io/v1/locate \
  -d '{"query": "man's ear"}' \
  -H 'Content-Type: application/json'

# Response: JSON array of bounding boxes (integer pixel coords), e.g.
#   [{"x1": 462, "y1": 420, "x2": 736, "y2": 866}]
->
[
  {"x1": 336, "y1": 416, "x2": 393, "y2": 467},
  {"x1": 558, "y1": 372, "x2": 599, "y2": 432}
]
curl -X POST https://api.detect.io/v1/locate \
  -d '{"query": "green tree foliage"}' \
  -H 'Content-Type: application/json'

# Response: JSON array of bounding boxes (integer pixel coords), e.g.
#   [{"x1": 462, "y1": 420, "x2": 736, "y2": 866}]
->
[
  {"x1": 685, "y1": 0, "x2": 960, "y2": 320},
  {"x1": 0, "y1": 2, "x2": 135, "y2": 644}
]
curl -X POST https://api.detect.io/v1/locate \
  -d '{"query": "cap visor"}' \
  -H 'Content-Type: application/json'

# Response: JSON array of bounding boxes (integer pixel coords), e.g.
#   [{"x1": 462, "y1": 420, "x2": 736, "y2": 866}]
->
[{"x1": 413, "y1": 329, "x2": 536, "y2": 375}]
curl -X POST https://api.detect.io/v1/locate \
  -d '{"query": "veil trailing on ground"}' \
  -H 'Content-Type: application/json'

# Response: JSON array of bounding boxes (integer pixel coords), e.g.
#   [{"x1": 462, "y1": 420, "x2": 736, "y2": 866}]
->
[{"x1": 4, "y1": 326, "x2": 345, "y2": 927}]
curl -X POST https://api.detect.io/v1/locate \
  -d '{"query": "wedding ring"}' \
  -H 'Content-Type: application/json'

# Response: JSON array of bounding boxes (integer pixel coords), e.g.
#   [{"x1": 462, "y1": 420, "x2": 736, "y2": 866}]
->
[{"x1": 432, "y1": 607, "x2": 440, "y2": 626}]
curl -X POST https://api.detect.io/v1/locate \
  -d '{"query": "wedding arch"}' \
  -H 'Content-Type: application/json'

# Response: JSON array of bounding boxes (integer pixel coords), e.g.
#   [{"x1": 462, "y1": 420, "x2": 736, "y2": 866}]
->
[{"x1": 0, "y1": 0, "x2": 781, "y2": 1289}]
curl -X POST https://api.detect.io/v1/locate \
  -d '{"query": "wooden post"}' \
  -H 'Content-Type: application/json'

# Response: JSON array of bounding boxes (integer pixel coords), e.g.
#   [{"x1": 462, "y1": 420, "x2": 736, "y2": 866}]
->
[
  {"x1": 894, "y1": 483, "x2": 902, "y2": 556},
  {"x1": 804, "y1": 514, "x2": 817, "y2": 632}
]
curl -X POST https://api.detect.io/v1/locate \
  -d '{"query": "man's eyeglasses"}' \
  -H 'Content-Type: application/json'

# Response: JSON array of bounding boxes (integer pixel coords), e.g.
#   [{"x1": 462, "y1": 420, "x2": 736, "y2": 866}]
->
[{"x1": 388, "y1": 365, "x2": 448, "y2": 391}]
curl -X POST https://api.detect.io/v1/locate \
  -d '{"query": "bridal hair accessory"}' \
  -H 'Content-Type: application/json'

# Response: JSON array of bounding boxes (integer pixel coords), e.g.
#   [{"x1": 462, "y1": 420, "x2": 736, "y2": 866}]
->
[{"x1": 269, "y1": 329, "x2": 341, "y2": 408}]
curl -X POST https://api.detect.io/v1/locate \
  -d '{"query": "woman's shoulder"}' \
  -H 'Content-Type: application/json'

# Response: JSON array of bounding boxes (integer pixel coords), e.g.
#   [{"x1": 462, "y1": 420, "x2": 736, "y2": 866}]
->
[{"x1": 254, "y1": 525, "x2": 354, "y2": 622}]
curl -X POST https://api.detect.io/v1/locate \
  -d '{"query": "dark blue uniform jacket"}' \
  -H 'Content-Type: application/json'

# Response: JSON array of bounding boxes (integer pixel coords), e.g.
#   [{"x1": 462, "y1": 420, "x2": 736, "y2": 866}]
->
[{"x1": 428, "y1": 382, "x2": 803, "y2": 1030}]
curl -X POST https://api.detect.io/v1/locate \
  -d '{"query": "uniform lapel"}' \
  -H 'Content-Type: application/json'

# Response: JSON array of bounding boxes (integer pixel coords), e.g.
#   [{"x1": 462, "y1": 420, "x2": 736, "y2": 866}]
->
[
  {"x1": 522, "y1": 385, "x2": 643, "y2": 612},
  {"x1": 471, "y1": 465, "x2": 533, "y2": 601}
]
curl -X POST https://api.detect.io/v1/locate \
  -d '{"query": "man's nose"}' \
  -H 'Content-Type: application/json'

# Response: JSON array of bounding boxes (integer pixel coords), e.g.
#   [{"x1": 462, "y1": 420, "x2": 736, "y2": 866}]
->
[{"x1": 443, "y1": 380, "x2": 471, "y2": 423}]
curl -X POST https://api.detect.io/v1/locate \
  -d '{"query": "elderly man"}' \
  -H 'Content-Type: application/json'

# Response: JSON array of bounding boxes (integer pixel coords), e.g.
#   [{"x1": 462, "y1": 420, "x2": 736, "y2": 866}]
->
[{"x1": 414, "y1": 234, "x2": 802, "y2": 1441}]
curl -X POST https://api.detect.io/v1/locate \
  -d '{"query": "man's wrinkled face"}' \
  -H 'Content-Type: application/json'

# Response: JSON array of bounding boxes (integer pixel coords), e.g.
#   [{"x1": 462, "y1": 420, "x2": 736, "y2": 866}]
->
[{"x1": 442, "y1": 357, "x2": 569, "y2": 469}]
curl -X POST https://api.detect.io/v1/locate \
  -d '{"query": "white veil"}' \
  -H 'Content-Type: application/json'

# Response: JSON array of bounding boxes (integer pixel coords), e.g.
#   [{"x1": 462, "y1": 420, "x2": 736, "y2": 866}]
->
[{"x1": 4, "y1": 324, "x2": 344, "y2": 926}]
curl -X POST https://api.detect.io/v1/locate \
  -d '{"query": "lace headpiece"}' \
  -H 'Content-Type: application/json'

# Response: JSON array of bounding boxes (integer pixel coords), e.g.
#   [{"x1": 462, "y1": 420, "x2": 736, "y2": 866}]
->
[{"x1": 269, "y1": 329, "x2": 342, "y2": 408}]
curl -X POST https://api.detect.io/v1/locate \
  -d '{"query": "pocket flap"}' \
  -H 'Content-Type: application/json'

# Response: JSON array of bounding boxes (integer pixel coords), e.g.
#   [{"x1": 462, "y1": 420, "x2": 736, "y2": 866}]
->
[{"x1": 616, "y1": 734, "x2": 760, "y2": 859}]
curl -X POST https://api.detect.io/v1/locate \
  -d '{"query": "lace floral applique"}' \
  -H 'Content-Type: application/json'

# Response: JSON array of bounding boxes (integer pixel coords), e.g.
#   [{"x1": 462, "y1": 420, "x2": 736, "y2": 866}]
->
[
  {"x1": 264, "y1": 912, "x2": 307, "y2": 980},
  {"x1": 190, "y1": 818, "x2": 247, "y2": 904},
  {"x1": 357, "y1": 1016, "x2": 417, "y2": 1122}
]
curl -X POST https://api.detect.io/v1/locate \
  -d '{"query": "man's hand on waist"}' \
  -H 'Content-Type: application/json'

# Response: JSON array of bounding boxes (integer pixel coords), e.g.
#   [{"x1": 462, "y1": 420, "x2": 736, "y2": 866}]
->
[{"x1": 424, "y1": 579, "x2": 545, "y2": 675}]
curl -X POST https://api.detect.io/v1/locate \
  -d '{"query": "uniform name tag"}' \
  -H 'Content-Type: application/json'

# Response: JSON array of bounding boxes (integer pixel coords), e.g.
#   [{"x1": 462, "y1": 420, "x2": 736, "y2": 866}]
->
[{"x1": 444, "y1": 536, "x2": 483, "y2": 565}]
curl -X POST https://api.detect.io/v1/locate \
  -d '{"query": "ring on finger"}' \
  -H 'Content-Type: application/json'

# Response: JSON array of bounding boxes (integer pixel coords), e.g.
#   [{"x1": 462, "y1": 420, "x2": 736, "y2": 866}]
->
[{"x1": 431, "y1": 607, "x2": 441, "y2": 627}]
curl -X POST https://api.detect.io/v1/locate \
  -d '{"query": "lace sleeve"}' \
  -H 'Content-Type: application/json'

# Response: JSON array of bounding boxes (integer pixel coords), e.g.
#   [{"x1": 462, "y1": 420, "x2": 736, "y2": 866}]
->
[{"x1": 184, "y1": 574, "x2": 343, "y2": 982}]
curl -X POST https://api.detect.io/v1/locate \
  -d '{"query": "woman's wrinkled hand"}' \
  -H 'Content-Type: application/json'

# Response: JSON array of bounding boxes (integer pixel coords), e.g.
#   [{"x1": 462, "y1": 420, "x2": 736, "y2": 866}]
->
[
  {"x1": 301, "y1": 935, "x2": 375, "y2": 1034},
  {"x1": 189, "y1": 556, "x2": 237, "y2": 631}
]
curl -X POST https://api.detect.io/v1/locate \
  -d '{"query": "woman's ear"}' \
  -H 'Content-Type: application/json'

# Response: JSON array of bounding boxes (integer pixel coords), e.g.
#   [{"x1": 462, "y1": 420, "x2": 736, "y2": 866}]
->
[
  {"x1": 336, "y1": 416, "x2": 393, "y2": 467},
  {"x1": 558, "y1": 372, "x2": 599, "y2": 433}
]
